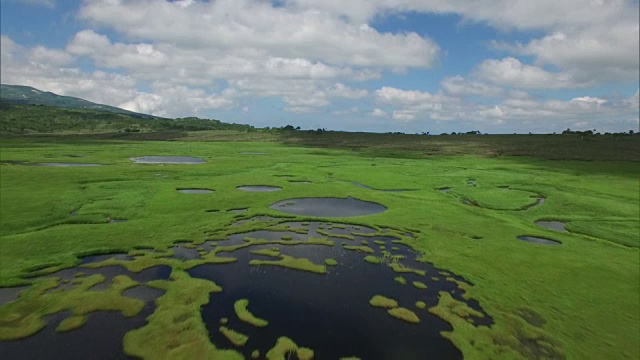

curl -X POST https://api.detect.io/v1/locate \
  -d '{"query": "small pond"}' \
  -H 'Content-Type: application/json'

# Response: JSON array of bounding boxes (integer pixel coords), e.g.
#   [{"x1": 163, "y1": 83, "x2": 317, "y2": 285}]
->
[
  {"x1": 177, "y1": 188, "x2": 214, "y2": 194},
  {"x1": 270, "y1": 197, "x2": 387, "y2": 217},
  {"x1": 236, "y1": 185, "x2": 282, "y2": 192},
  {"x1": 517, "y1": 236, "x2": 561, "y2": 246},
  {"x1": 130, "y1": 156, "x2": 205, "y2": 164},
  {"x1": 535, "y1": 221, "x2": 567, "y2": 232}
]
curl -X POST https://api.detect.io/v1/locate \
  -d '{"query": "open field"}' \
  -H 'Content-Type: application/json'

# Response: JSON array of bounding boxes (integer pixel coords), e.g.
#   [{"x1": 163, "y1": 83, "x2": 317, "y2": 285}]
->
[{"x1": 0, "y1": 134, "x2": 638, "y2": 359}]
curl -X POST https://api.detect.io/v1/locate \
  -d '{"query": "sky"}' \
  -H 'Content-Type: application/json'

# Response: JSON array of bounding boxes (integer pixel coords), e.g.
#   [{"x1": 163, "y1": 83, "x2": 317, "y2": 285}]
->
[{"x1": 1, "y1": 0, "x2": 638, "y2": 134}]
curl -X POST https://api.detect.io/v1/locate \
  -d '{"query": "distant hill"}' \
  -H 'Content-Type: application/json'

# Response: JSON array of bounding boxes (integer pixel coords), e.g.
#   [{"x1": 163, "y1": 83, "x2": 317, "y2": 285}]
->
[{"x1": 0, "y1": 84, "x2": 156, "y2": 119}]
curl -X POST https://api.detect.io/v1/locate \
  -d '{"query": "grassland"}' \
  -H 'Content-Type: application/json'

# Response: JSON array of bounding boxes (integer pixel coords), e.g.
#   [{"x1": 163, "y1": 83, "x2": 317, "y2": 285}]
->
[{"x1": 0, "y1": 132, "x2": 638, "y2": 359}]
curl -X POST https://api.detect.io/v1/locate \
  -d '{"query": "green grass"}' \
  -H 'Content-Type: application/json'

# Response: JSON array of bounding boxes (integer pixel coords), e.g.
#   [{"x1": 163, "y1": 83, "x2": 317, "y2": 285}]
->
[
  {"x1": 369, "y1": 295, "x2": 398, "y2": 308},
  {"x1": 394, "y1": 276, "x2": 407, "y2": 285},
  {"x1": 387, "y1": 307, "x2": 420, "y2": 324},
  {"x1": 219, "y1": 326, "x2": 249, "y2": 347},
  {"x1": 0, "y1": 135, "x2": 638, "y2": 359},
  {"x1": 342, "y1": 245, "x2": 375, "y2": 254},
  {"x1": 324, "y1": 258, "x2": 337, "y2": 266},
  {"x1": 249, "y1": 255, "x2": 327, "y2": 274},
  {"x1": 233, "y1": 299, "x2": 269, "y2": 327},
  {"x1": 363, "y1": 255, "x2": 381, "y2": 264},
  {"x1": 412, "y1": 281, "x2": 428, "y2": 289},
  {"x1": 266, "y1": 336, "x2": 314, "y2": 360}
]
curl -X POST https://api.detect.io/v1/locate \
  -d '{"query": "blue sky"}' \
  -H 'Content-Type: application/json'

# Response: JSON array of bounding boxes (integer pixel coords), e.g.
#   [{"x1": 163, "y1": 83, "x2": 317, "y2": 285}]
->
[{"x1": 1, "y1": 0, "x2": 638, "y2": 133}]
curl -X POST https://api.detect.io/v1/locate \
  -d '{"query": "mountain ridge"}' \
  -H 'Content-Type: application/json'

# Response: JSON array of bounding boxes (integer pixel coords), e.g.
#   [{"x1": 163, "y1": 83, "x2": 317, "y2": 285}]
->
[{"x1": 0, "y1": 84, "x2": 158, "y2": 119}]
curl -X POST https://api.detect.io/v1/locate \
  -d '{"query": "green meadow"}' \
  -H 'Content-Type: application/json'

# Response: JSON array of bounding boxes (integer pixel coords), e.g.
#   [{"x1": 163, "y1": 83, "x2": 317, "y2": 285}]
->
[{"x1": 0, "y1": 134, "x2": 638, "y2": 359}]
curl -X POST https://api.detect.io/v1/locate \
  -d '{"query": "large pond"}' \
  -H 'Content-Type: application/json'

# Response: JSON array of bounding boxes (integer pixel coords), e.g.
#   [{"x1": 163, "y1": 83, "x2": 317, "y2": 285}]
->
[
  {"x1": 188, "y1": 221, "x2": 491, "y2": 359},
  {"x1": 270, "y1": 197, "x2": 387, "y2": 217},
  {"x1": 0, "y1": 219, "x2": 492, "y2": 359},
  {"x1": 129, "y1": 156, "x2": 205, "y2": 164}
]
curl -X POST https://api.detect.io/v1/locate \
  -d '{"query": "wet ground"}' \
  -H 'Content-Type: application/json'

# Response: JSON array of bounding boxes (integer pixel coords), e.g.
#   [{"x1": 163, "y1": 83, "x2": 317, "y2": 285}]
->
[
  {"x1": 236, "y1": 186, "x2": 282, "y2": 192},
  {"x1": 129, "y1": 156, "x2": 205, "y2": 164},
  {"x1": 517, "y1": 236, "x2": 561, "y2": 245}
]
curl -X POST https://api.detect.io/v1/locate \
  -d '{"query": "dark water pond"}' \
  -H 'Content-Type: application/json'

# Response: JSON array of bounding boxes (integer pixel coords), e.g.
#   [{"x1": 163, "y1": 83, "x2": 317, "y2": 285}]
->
[
  {"x1": 352, "y1": 182, "x2": 411, "y2": 192},
  {"x1": 517, "y1": 236, "x2": 561, "y2": 246},
  {"x1": 177, "y1": 188, "x2": 214, "y2": 194},
  {"x1": 270, "y1": 197, "x2": 387, "y2": 217},
  {"x1": 236, "y1": 185, "x2": 282, "y2": 192},
  {"x1": 0, "y1": 306, "x2": 155, "y2": 360},
  {"x1": 535, "y1": 221, "x2": 567, "y2": 232},
  {"x1": 189, "y1": 221, "x2": 491, "y2": 359},
  {"x1": 130, "y1": 156, "x2": 205, "y2": 164},
  {"x1": 29, "y1": 163, "x2": 103, "y2": 167},
  {"x1": 0, "y1": 259, "x2": 170, "y2": 359},
  {"x1": 0, "y1": 286, "x2": 29, "y2": 307}
]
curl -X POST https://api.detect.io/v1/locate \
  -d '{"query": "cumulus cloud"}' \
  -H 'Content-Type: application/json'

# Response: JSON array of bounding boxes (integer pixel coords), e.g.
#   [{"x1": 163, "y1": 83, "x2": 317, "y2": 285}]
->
[
  {"x1": 474, "y1": 57, "x2": 590, "y2": 89},
  {"x1": 77, "y1": 0, "x2": 440, "y2": 69},
  {"x1": 373, "y1": 85, "x2": 639, "y2": 132},
  {"x1": 440, "y1": 75, "x2": 503, "y2": 97},
  {"x1": 370, "y1": 108, "x2": 388, "y2": 118}
]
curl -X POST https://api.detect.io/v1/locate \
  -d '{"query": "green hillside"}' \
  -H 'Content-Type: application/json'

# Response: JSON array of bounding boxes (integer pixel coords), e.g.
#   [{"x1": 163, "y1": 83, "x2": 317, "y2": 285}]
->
[{"x1": 0, "y1": 84, "x2": 155, "y2": 118}]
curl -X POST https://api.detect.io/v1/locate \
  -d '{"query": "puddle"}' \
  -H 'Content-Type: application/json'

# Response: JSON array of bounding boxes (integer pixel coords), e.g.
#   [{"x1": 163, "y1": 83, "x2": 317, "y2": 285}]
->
[
  {"x1": 190, "y1": 221, "x2": 491, "y2": 359},
  {"x1": 466, "y1": 180, "x2": 476, "y2": 186},
  {"x1": 0, "y1": 285, "x2": 30, "y2": 306},
  {"x1": 81, "y1": 254, "x2": 134, "y2": 264},
  {"x1": 70, "y1": 211, "x2": 78, "y2": 217},
  {"x1": 29, "y1": 163, "x2": 103, "y2": 167},
  {"x1": 462, "y1": 199, "x2": 480, "y2": 207},
  {"x1": 535, "y1": 221, "x2": 567, "y2": 232},
  {"x1": 517, "y1": 236, "x2": 561, "y2": 246},
  {"x1": 122, "y1": 285, "x2": 165, "y2": 302},
  {"x1": 289, "y1": 181, "x2": 312, "y2": 184},
  {"x1": 270, "y1": 197, "x2": 387, "y2": 217},
  {"x1": 109, "y1": 219, "x2": 128, "y2": 223},
  {"x1": 352, "y1": 182, "x2": 411, "y2": 192},
  {"x1": 236, "y1": 185, "x2": 282, "y2": 192},
  {"x1": 437, "y1": 187, "x2": 451, "y2": 193},
  {"x1": 228, "y1": 208, "x2": 248, "y2": 213},
  {"x1": 529, "y1": 198, "x2": 545, "y2": 209},
  {"x1": 130, "y1": 156, "x2": 205, "y2": 164},
  {"x1": 177, "y1": 188, "x2": 214, "y2": 194},
  {"x1": 171, "y1": 244, "x2": 201, "y2": 260}
]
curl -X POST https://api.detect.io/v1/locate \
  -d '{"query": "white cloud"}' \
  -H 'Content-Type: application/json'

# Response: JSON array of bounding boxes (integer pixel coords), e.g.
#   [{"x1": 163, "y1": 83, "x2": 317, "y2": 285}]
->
[
  {"x1": 474, "y1": 57, "x2": 590, "y2": 90},
  {"x1": 370, "y1": 108, "x2": 388, "y2": 118},
  {"x1": 327, "y1": 83, "x2": 368, "y2": 99},
  {"x1": 373, "y1": 85, "x2": 638, "y2": 131},
  {"x1": 77, "y1": 0, "x2": 440, "y2": 69},
  {"x1": 440, "y1": 75, "x2": 503, "y2": 97}
]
